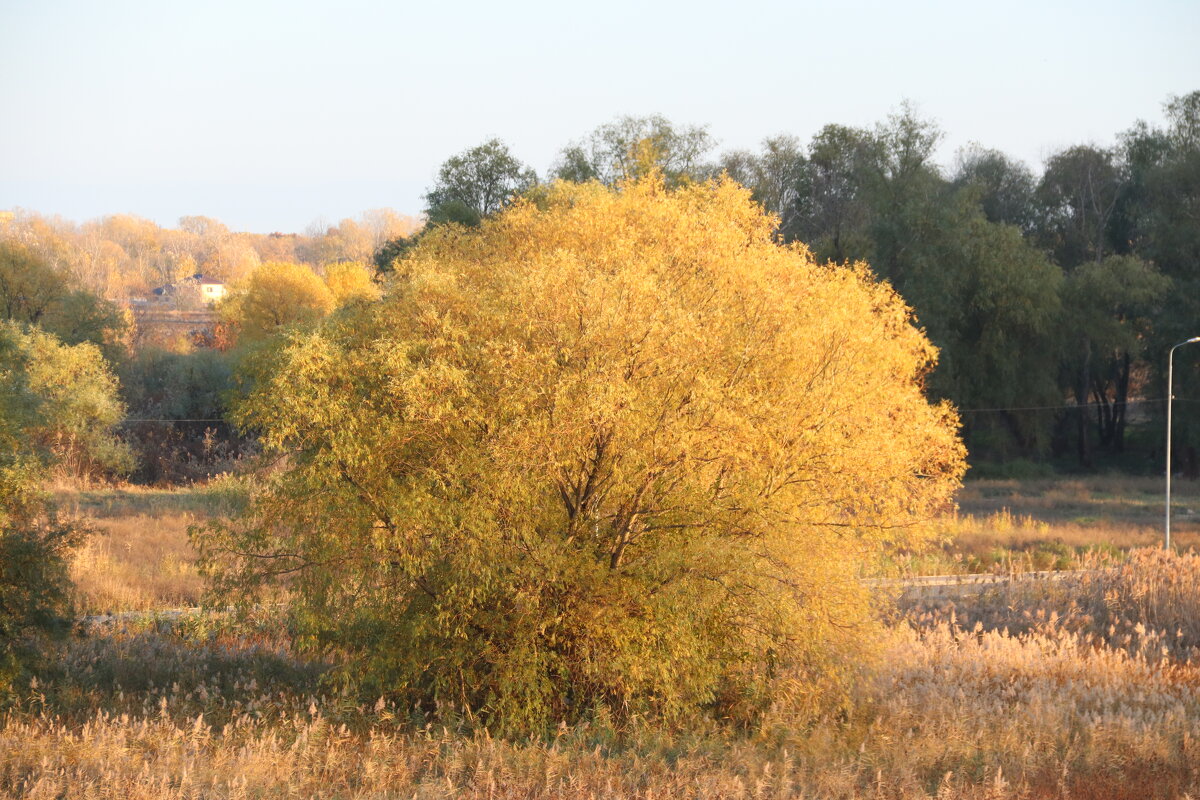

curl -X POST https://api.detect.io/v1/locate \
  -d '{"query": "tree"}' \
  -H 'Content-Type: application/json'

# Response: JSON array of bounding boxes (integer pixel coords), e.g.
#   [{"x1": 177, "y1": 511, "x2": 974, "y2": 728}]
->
[
  {"x1": 197, "y1": 175, "x2": 965, "y2": 733},
  {"x1": 0, "y1": 241, "x2": 129, "y2": 362},
  {"x1": 218, "y1": 261, "x2": 335, "y2": 344},
  {"x1": 373, "y1": 234, "x2": 420, "y2": 273},
  {"x1": 0, "y1": 241, "x2": 66, "y2": 324},
  {"x1": 787, "y1": 123, "x2": 879, "y2": 262},
  {"x1": 424, "y1": 139, "x2": 537, "y2": 223},
  {"x1": 718, "y1": 135, "x2": 807, "y2": 230},
  {"x1": 1061, "y1": 255, "x2": 1169, "y2": 458},
  {"x1": 3, "y1": 322, "x2": 134, "y2": 479},
  {"x1": 323, "y1": 261, "x2": 381, "y2": 306},
  {"x1": 552, "y1": 115, "x2": 715, "y2": 187},
  {"x1": 1036, "y1": 145, "x2": 1124, "y2": 268},
  {"x1": 905, "y1": 202, "x2": 1065, "y2": 456},
  {"x1": 951, "y1": 145, "x2": 1038, "y2": 233},
  {"x1": 0, "y1": 325, "x2": 87, "y2": 696}
]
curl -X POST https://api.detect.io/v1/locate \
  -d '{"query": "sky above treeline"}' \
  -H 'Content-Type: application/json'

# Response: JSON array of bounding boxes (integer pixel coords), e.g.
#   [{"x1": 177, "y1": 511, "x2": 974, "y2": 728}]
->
[{"x1": 2, "y1": 0, "x2": 1198, "y2": 234}]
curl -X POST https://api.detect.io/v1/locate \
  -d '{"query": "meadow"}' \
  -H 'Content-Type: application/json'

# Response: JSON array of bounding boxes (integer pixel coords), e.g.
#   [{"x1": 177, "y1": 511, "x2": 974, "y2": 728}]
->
[{"x1": 2, "y1": 475, "x2": 1199, "y2": 798}]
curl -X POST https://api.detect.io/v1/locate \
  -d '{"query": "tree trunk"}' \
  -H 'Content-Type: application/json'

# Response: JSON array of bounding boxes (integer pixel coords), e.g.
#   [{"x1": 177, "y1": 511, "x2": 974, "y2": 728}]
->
[{"x1": 1076, "y1": 339, "x2": 1092, "y2": 468}]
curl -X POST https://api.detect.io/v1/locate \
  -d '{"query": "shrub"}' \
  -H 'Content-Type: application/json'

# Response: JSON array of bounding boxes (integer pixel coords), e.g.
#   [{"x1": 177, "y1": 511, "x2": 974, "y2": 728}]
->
[
  {"x1": 196, "y1": 175, "x2": 965, "y2": 733},
  {"x1": 0, "y1": 325, "x2": 87, "y2": 696},
  {"x1": 1, "y1": 321, "x2": 134, "y2": 480}
]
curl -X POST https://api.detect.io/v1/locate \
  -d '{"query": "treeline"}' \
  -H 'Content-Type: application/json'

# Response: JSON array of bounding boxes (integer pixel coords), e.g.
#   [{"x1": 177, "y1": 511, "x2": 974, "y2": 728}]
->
[
  {"x1": 399, "y1": 93, "x2": 1200, "y2": 471},
  {"x1": 0, "y1": 207, "x2": 413, "y2": 483},
  {"x1": 0, "y1": 209, "x2": 418, "y2": 299},
  {"x1": 2, "y1": 94, "x2": 1198, "y2": 478}
]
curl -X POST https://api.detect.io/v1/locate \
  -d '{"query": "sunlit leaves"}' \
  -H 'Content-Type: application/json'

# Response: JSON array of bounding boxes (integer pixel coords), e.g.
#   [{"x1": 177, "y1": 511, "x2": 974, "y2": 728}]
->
[{"x1": 197, "y1": 175, "x2": 965, "y2": 733}]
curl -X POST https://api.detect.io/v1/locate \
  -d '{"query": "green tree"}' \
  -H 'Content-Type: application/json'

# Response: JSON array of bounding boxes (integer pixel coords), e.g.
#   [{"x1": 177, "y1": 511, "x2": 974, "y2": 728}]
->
[
  {"x1": 0, "y1": 241, "x2": 128, "y2": 362},
  {"x1": 718, "y1": 135, "x2": 807, "y2": 230},
  {"x1": 909, "y1": 203, "x2": 1065, "y2": 456},
  {"x1": 951, "y1": 145, "x2": 1038, "y2": 233},
  {"x1": 0, "y1": 241, "x2": 66, "y2": 324},
  {"x1": 3, "y1": 322, "x2": 134, "y2": 479},
  {"x1": 1061, "y1": 256, "x2": 1169, "y2": 458},
  {"x1": 196, "y1": 175, "x2": 965, "y2": 734},
  {"x1": 552, "y1": 115, "x2": 715, "y2": 187},
  {"x1": 1117, "y1": 92, "x2": 1200, "y2": 462},
  {"x1": 1036, "y1": 145, "x2": 1125, "y2": 268},
  {"x1": 787, "y1": 123, "x2": 879, "y2": 263},
  {"x1": 373, "y1": 234, "x2": 419, "y2": 273},
  {"x1": 424, "y1": 139, "x2": 537, "y2": 223},
  {"x1": 0, "y1": 325, "x2": 87, "y2": 696}
]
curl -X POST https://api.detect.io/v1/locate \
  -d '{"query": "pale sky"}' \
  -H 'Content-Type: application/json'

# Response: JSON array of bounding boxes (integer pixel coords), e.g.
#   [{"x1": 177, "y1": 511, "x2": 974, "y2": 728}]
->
[{"x1": 2, "y1": 0, "x2": 1197, "y2": 233}]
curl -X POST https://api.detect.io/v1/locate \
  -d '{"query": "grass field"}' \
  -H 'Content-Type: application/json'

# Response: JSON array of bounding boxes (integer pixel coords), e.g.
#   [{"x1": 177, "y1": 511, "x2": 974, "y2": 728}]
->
[
  {"x1": 4, "y1": 548, "x2": 1199, "y2": 798},
  {"x1": 52, "y1": 474, "x2": 1200, "y2": 614},
  {"x1": 53, "y1": 479, "x2": 246, "y2": 614},
  {"x1": 4, "y1": 475, "x2": 1196, "y2": 798}
]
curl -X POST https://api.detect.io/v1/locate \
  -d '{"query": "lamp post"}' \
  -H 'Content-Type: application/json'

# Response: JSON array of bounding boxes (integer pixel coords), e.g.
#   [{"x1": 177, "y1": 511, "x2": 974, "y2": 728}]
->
[{"x1": 1166, "y1": 336, "x2": 1200, "y2": 550}]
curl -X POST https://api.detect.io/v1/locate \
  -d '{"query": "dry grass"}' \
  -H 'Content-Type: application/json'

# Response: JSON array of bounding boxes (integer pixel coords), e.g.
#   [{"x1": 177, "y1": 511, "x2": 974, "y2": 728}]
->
[
  {"x1": 69, "y1": 514, "x2": 205, "y2": 613},
  {"x1": 2, "y1": 552, "x2": 1200, "y2": 798},
  {"x1": 53, "y1": 475, "x2": 1200, "y2": 610},
  {"x1": 956, "y1": 474, "x2": 1200, "y2": 544},
  {"x1": 52, "y1": 478, "x2": 246, "y2": 614},
  {"x1": 6, "y1": 477, "x2": 1198, "y2": 797},
  {"x1": 875, "y1": 475, "x2": 1200, "y2": 576}
]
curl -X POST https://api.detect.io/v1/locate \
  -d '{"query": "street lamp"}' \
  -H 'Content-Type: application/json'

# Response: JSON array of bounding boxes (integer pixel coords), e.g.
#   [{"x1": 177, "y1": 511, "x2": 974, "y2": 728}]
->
[{"x1": 1166, "y1": 336, "x2": 1200, "y2": 550}]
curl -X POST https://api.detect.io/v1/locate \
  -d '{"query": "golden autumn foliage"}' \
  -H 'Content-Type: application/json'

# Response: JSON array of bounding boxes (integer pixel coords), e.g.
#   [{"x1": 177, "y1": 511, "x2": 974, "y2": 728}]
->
[
  {"x1": 217, "y1": 261, "x2": 335, "y2": 344},
  {"x1": 196, "y1": 175, "x2": 965, "y2": 733},
  {"x1": 322, "y1": 261, "x2": 381, "y2": 306}
]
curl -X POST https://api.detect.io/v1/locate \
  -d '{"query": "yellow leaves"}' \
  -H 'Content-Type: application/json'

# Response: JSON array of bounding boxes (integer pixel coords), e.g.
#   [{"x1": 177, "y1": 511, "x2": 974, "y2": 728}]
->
[
  {"x1": 218, "y1": 261, "x2": 336, "y2": 344},
  {"x1": 213, "y1": 174, "x2": 966, "y2": 732},
  {"x1": 323, "y1": 261, "x2": 381, "y2": 306}
]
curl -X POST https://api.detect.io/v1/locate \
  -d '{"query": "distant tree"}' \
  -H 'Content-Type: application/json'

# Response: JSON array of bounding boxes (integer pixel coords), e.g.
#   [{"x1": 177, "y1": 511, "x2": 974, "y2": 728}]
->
[
  {"x1": 1036, "y1": 145, "x2": 1125, "y2": 268},
  {"x1": 0, "y1": 241, "x2": 66, "y2": 324},
  {"x1": 218, "y1": 262, "x2": 335, "y2": 344},
  {"x1": 1061, "y1": 255, "x2": 1169, "y2": 459},
  {"x1": 372, "y1": 234, "x2": 420, "y2": 273},
  {"x1": 787, "y1": 124, "x2": 879, "y2": 263},
  {"x1": 861, "y1": 106, "x2": 948, "y2": 288},
  {"x1": 196, "y1": 175, "x2": 965, "y2": 734},
  {"x1": 952, "y1": 145, "x2": 1038, "y2": 233},
  {"x1": 552, "y1": 115, "x2": 715, "y2": 187},
  {"x1": 424, "y1": 139, "x2": 537, "y2": 223},
  {"x1": 323, "y1": 261, "x2": 381, "y2": 306},
  {"x1": 425, "y1": 198, "x2": 482, "y2": 228},
  {"x1": 1116, "y1": 92, "x2": 1200, "y2": 458},
  {"x1": 718, "y1": 135, "x2": 807, "y2": 230},
  {"x1": 0, "y1": 242, "x2": 129, "y2": 362},
  {"x1": 907, "y1": 202, "x2": 1065, "y2": 456}
]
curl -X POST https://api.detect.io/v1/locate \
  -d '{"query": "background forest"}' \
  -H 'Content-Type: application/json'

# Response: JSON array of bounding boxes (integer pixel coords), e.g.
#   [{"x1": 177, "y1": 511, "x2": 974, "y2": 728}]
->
[{"x1": 3, "y1": 93, "x2": 1198, "y2": 486}]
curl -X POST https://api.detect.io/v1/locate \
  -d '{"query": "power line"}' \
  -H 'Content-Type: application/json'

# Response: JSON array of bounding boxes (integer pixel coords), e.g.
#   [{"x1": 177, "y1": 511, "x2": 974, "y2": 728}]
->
[{"x1": 958, "y1": 396, "x2": 1200, "y2": 414}]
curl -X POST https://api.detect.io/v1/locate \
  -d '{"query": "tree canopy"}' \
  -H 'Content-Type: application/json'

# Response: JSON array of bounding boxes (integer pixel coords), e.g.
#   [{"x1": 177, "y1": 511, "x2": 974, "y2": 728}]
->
[
  {"x1": 197, "y1": 175, "x2": 965, "y2": 733},
  {"x1": 423, "y1": 139, "x2": 537, "y2": 224},
  {"x1": 218, "y1": 261, "x2": 336, "y2": 344}
]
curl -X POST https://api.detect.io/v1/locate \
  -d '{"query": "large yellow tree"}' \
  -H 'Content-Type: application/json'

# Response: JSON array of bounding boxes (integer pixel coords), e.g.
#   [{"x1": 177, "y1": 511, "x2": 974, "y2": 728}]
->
[{"x1": 197, "y1": 175, "x2": 964, "y2": 733}]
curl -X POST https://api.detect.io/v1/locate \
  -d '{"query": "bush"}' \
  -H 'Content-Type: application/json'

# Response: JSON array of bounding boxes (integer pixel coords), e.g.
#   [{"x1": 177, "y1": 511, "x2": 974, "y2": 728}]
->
[
  {"x1": 0, "y1": 325, "x2": 87, "y2": 696},
  {"x1": 196, "y1": 175, "x2": 965, "y2": 734},
  {"x1": 0, "y1": 516, "x2": 86, "y2": 694},
  {"x1": 2, "y1": 321, "x2": 134, "y2": 480}
]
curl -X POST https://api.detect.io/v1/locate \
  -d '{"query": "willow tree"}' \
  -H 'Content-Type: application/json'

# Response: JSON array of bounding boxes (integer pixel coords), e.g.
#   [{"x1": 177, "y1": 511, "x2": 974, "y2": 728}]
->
[{"x1": 197, "y1": 175, "x2": 964, "y2": 733}]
